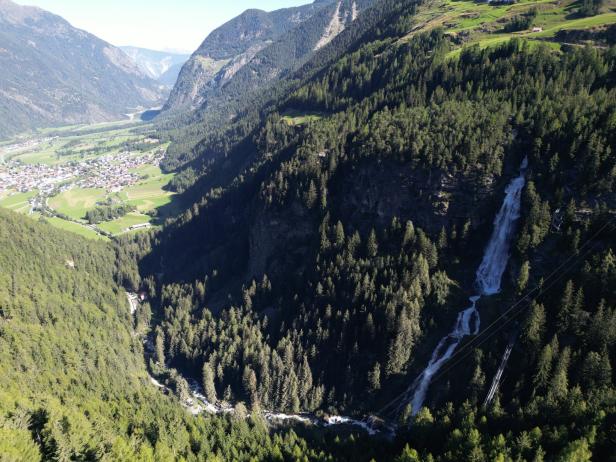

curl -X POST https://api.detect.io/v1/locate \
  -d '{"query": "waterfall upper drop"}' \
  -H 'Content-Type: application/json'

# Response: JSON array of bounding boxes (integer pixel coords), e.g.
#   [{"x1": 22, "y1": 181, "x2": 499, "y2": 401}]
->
[
  {"x1": 408, "y1": 158, "x2": 528, "y2": 416},
  {"x1": 476, "y1": 157, "x2": 528, "y2": 295}
]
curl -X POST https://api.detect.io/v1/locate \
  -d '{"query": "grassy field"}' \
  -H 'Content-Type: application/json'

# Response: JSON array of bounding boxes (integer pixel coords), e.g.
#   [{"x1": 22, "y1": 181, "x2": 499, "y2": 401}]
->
[
  {"x1": 46, "y1": 167, "x2": 176, "y2": 234},
  {"x1": 44, "y1": 166, "x2": 175, "y2": 234},
  {"x1": 533, "y1": 12, "x2": 616, "y2": 37},
  {"x1": 21, "y1": 118, "x2": 142, "y2": 137},
  {"x1": 120, "y1": 166, "x2": 176, "y2": 212},
  {"x1": 48, "y1": 188, "x2": 107, "y2": 221},
  {"x1": 44, "y1": 216, "x2": 108, "y2": 241},
  {"x1": 97, "y1": 212, "x2": 152, "y2": 235},
  {"x1": 0, "y1": 191, "x2": 37, "y2": 214},
  {"x1": 402, "y1": 0, "x2": 616, "y2": 56},
  {"x1": 281, "y1": 110, "x2": 325, "y2": 126}
]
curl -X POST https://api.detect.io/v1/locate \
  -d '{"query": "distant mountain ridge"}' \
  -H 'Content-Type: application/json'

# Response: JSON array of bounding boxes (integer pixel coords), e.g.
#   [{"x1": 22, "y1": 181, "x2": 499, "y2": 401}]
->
[
  {"x1": 0, "y1": 0, "x2": 164, "y2": 137},
  {"x1": 164, "y1": 0, "x2": 370, "y2": 112},
  {"x1": 120, "y1": 46, "x2": 190, "y2": 87}
]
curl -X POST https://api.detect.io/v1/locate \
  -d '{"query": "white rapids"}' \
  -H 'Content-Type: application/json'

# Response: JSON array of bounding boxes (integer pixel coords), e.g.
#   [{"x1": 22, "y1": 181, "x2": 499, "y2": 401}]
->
[
  {"x1": 128, "y1": 293, "x2": 385, "y2": 435},
  {"x1": 409, "y1": 158, "x2": 527, "y2": 415},
  {"x1": 183, "y1": 378, "x2": 381, "y2": 434}
]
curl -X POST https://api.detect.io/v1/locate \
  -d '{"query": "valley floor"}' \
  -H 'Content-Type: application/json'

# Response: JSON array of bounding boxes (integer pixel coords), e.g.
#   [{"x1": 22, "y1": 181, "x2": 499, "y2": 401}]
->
[{"x1": 0, "y1": 119, "x2": 179, "y2": 239}]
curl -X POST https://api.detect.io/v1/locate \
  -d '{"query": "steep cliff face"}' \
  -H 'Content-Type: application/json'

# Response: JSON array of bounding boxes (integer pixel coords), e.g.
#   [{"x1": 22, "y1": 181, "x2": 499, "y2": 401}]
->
[
  {"x1": 243, "y1": 159, "x2": 508, "y2": 289},
  {"x1": 332, "y1": 160, "x2": 499, "y2": 234},
  {"x1": 0, "y1": 0, "x2": 164, "y2": 137},
  {"x1": 164, "y1": 0, "x2": 371, "y2": 112},
  {"x1": 247, "y1": 201, "x2": 313, "y2": 279},
  {"x1": 165, "y1": 4, "x2": 329, "y2": 111}
]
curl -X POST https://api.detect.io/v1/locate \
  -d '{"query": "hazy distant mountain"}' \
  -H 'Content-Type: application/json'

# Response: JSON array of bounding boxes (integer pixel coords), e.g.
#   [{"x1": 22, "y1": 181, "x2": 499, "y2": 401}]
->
[
  {"x1": 120, "y1": 46, "x2": 190, "y2": 87},
  {"x1": 165, "y1": 0, "x2": 370, "y2": 112},
  {"x1": 0, "y1": 0, "x2": 164, "y2": 138}
]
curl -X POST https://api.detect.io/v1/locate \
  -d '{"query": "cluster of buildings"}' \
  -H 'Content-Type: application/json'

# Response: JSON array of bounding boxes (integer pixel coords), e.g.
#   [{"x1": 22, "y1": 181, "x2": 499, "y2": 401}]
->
[{"x1": 0, "y1": 148, "x2": 165, "y2": 196}]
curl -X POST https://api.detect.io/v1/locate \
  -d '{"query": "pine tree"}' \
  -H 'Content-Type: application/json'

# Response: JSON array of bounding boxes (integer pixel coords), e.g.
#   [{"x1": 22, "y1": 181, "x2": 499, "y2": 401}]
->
[
  {"x1": 175, "y1": 375, "x2": 191, "y2": 402},
  {"x1": 517, "y1": 261, "x2": 530, "y2": 294},
  {"x1": 305, "y1": 180, "x2": 318, "y2": 209},
  {"x1": 582, "y1": 350, "x2": 612, "y2": 389},
  {"x1": 155, "y1": 327, "x2": 165, "y2": 366},
  {"x1": 334, "y1": 221, "x2": 345, "y2": 248},
  {"x1": 242, "y1": 366, "x2": 258, "y2": 407},
  {"x1": 469, "y1": 362, "x2": 485, "y2": 404},
  {"x1": 431, "y1": 271, "x2": 453, "y2": 305},
  {"x1": 403, "y1": 220, "x2": 416, "y2": 246},
  {"x1": 524, "y1": 302, "x2": 546, "y2": 348},
  {"x1": 202, "y1": 361, "x2": 217, "y2": 403},
  {"x1": 368, "y1": 362, "x2": 381, "y2": 391},
  {"x1": 319, "y1": 177, "x2": 328, "y2": 210},
  {"x1": 395, "y1": 445, "x2": 421, "y2": 462},
  {"x1": 548, "y1": 346, "x2": 570, "y2": 403},
  {"x1": 367, "y1": 229, "x2": 379, "y2": 258},
  {"x1": 557, "y1": 438, "x2": 592, "y2": 462},
  {"x1": 386, "y1": 313, "x2": 416, "y2": 375},
  {"x1": 533, "y1": 341, "x2": 554, "y2": 393},
  {"x1": 234, "y1": 402, "x2": 248, "y2": 420},
  {"x1": 298, "y1": 354, "x2": 313, "y2": 403},
  {"x1": 437, "y1": 226, "x2": 447, "y2": 250},
  {"x1": 413, "y1": 254, "x2": 431, "y2": 293},
  {"x1": 557, "y1": 281, "x2": 575, "y2": 333}
]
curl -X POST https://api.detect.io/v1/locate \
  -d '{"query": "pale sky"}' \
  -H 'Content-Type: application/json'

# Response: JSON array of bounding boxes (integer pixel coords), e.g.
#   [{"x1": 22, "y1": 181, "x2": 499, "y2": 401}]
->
[{"x1": 16, "y1": 0, "x2": 313, "y2": 53}]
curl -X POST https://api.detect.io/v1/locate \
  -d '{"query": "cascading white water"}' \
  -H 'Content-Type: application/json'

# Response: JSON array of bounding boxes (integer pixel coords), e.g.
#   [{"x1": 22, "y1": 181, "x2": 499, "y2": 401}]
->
[
  {"x1": 409, "y1": 158, "x2": 527, "y2": 415},
  {"x1": 475, "y1": 157, "x2": 528, "y2": 295}
]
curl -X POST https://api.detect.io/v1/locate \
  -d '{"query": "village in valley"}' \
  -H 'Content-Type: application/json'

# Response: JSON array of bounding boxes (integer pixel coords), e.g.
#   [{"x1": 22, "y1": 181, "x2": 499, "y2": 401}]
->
[
  {"x1": 0, "y1": 122, "x2": 177, "y2": 239},
  {"x1": 1, "y1": 147, "x2": 164, "y2": 195}
]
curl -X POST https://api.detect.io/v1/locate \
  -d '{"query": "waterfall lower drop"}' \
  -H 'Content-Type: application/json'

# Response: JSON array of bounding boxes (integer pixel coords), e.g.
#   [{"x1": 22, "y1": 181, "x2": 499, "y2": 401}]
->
[{"x1": 409, "y1": 158, "x2": 527, "y2": 416}]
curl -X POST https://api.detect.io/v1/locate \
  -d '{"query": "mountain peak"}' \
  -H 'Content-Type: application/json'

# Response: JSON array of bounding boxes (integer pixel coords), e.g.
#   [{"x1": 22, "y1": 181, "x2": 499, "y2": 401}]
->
[
  {"x1": 0, "y1": 0, "x2": 163, "y2": 136},
  {"x1": 164, "y1": 0, "x2": 367, "y2": 112},
  {"x1": 0, "y1": 0, "x2": 46, "y2": 24}
]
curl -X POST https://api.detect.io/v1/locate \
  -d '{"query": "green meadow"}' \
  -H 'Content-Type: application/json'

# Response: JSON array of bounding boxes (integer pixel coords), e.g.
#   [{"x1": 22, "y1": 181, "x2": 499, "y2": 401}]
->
[
  {"x1": 121, "y1": 165, "x2": 176, "y2": 212},
  {"x1": 0, "y1": 190, "x2": 37, "y2": 214},
  {"x1": 44, "y1": 216, "x2": 108, "y2": 241},
  {"x1": 404, "y1": 0, "x2": 616, "y2": 55},
  {"x1": 281, "y1": 110, "x2": 325, "y2": 126},
  {"x1": 5, "y1": 124, "x2": 148, "y2": 165},
  {"x1": 48, "y1": 188, "x2": 107, "y2": 221},
  {"x1": 44, "y1": 166, "x2": 176, "y2": 236},
  {"x1": 97, "y1": 212, "x2": 152, "y2": 235},
  {"x1": 0, "y1": 118, "x2": 178, "y2": 239}
]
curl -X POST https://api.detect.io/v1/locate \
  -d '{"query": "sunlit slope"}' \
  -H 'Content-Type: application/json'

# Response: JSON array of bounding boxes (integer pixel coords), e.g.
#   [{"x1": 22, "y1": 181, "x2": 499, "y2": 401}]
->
[
  {"x1": 400, "y1": 0, "x2": 616, "y2": 54},
  {"x1": 0, "y1": 209, "x2": 167, "y2": 459}
]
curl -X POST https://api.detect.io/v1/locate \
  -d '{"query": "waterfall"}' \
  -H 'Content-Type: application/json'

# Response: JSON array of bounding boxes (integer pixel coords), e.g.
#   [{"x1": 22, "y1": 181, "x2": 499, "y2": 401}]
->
[
  {"x1": 476, "y1": 157, "x2": 528, "y2": 295},
  {"x1": 409, "y1": 158, "x2": 527, "y2": 415}
]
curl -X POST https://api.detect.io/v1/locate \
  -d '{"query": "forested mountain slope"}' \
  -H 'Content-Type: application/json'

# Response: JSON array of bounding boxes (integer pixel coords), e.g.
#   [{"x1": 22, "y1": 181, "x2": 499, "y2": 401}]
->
[
  {"x1": 2, "y1": 0, "x2": 615, "y2": 459},
  {"x1": 137, "y1": 0, "x2": 616, "y2": 459},
  {"x1": 159, "y1": 0, "x2": 616, "y2": 176},
  {"x1": 0, "y1": 0, "x2": 163, "y2": 137},
  {"x1": 0, "y1": 209, "x2": 363, "y2": 461},
  {"x1": 157, "y1": 0, "x2": 407, "y2": 178}
]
